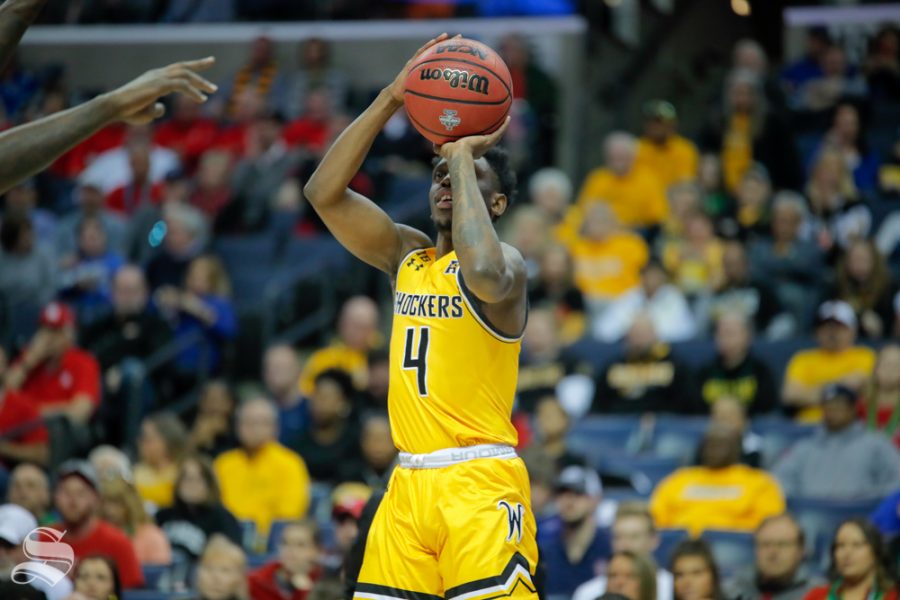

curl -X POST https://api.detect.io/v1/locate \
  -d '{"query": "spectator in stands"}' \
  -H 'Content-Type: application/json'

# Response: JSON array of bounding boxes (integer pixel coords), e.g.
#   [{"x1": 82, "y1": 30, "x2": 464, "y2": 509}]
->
[
  {"x1": 775, "y1": 384, "x2": 900, "y2": 500},
  {"x1": 156, "y1": 455, "x2": 242, "y2": 569},
  {"x1": 89, "y1": 445, "x2": 132, "y2": 482},
  {"x1": 863, "y1": 25, "x2": 900, "y2": 102},
  {"x1": 635, "y1": 100, "x2": 699, "y2": 189},
  {"x1": 528, "y1": 243, "x2": 586, "y2": 343},
  {"x1": 806, "y1": 147, "x2": 871, "y2": 258},
  {"x1": 263, "y1": 345, "x2": 308, "y2": 445},
  {"x1": 650, "y1": 426, "x2": 784, "y2": 534},
  {"x1": 190, "y1": 150, "x2": 233, "y2": 224},
  {"x1": 529, "y1": 168, "x2": 574, "y2": 238},
  {"x1": 660, "y1": 182, "x2": 702, "y2": 246},
  {"x1": 859, "y1": 345, "x2": 900, "y2": 447},
  {"x1": 339, "y1": 412, "x2": 396, "y2": 490},
  {"x1": 144, "y1": 202, "x2": 208, "y2": 291},
  {"x1": 56, "y1": 179, "x2": 128, "y2": 263},
  {"x1": 221, "y1": 36, "x2": 285, "y2": 119},
  {"x1": 596, "y1": 259, "x2": 696, "y2": 344},
  {"x1": 504, "y1": 206, "x2": 550, "y2": 281},
  {"x1": 748, "y1": 191, "x2": 824, "y2": 326},
  {"x1": 801, "y1": 47, "x2": 867, "y2": 112},
  {"x1": 576, "y1": 132, "x2": 668, "y2": 230},
  {"x1": 781, "y1": 27, "x2": 832, "y2": 97},
  {"x1": 782, "y1": 300, "x2": 876, "y2": 422},
  {"x1": 104, "y1": 140, "x2": 165, "y2": 215},
  {"x1": 5, "y1": 302, "x2": 100, "y2": 425},
  {"x1": 0, "y1": 389, "x2": 49, "y2": 467},
  {"x1": 698, "y1": 153, "x2": 731, "y2": 220},
  {"x1": 522, "y1": 396, "x2": 585, "y2": 472},
  {"x1": 51, "y1": 460, "x2": 143, "y2": 588},
  {"x1": 0, "y1": 213, "x2": 57, "y2": 310},
  {"x1": 877, "y1": 130, "x2": 900, "y2": 198},
  {"x1": 700, "y1": 68, "x2": 802, "y2": 193},
  {"x1": 155, "y1": 254, "x2": 237, "y2": 378},
  {"x1": 719, "y1": 163, "x2": 773, "y2": 242},
  {"x1": 69, "y1": 555, "x2": 121, "y2": 600},
  {"x1": 6, "y1": 463, "x2": 53, "y2": 524},
  {"x1": 803, "y1": 519, "x2": 896, "y2": 600},
  {"x1": 3, "y1": 179, "x2": 56, "y2": 243},
  {"x1": 731, "y1": 39, "x2": 786, "y2": 111},
  {"x1": 188, "y1": 380, "x2": 238, "y2": 457},
  {"x1": 707, "y1": 397, "x2": 763, "y2": 468},
  {"x1": 134, "y1": 412, "x2": 187, "y2": 510},
  {"x1": 524, "y1": 452, "x2": 557, "y2": 521},
  {"x1": 229, "y1": 108, "x2": 303, "y2": 231},
  {"x1": 724, "y1": 513, "x2": 825, "y2": 600},
  {"x1": 362, "y1": 349, "x2": 390, "y2": 411},
  {"x1": 195, "y1": 534, "x2": 248, "y2": 600},
  {"x1": 289, "y1": 369, "x2": 362, "y2": 484},
  {"x1": 661, "y1": 211, "x2": 725, "y2": 297},
  {"x1": 568, "y1": 204, "x2": 649, "y2": 311},
  {"x1": 299, "y1": 296, "x2": 379, "y2": 395},
  {"x1": 811, "y1": 102, "x2": 879, "y2": 193},
  {"x1": 283, "y1": 38, "x2": 349, "y2": 119},
  {"x1": 539, "y1": 465, "x2": 610, "y2": 597},
  {"x1": 592, "y1": 313, "x2": 695, "y2": 414},
  {"x1": 153, "y1": 94, "x2": 222, "y2": 169},
  {"x1": 871, "y1": 488, "x2": 900, "y2": 537},
  {"x1": 325, "y1": 490, "x2": 368, "y2": 576},
  {"x1": 671, "y1": 539, "x2": 724, "y2": 600},
  {"x1": 0, "y1": 503, "x2": 73, "y2": 600},
  {"x1": 703, "y1": 241, "x2": 783, "y2": 336},
  {"x1": 697, "y1": 311, "x2": 776, "y2": 415},
  {"x1": 100, "y1": 476, "x2": 172, "y2": 565},
  {"x1": 831, "y1": 239, "x2": 896, "y2": 339},
  {"x1": 215, "y1": 397, "x2": 311, "y2": 537},
  {"x1": 574, "y1": 502, "x2": 674, "y2": 600},
  {"x1": 283, "y1": 88, "x2": 335, "y2": 155},
  {"x1": 249, "y1": 520, "x2": 323, "y2": 600},
  {"x1": 58, "y1": 216, "x2": 125, "y2": 317}
]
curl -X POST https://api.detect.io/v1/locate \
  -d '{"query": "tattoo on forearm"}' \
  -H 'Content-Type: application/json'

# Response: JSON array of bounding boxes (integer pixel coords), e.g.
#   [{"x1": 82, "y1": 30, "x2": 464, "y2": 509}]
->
[{"x1": 0, "y1": 0, "x2": 48, "y2": 71}]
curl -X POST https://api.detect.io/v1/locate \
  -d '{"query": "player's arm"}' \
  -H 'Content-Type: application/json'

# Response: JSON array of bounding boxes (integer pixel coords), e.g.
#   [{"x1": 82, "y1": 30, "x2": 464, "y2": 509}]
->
[
  {"x1": 0, "y1": 0, "x2": 47, "y2": 71},
  {"x1": 303, "y1": 34, "x2": 452, "y2": 274},
  {"x1": 0, "y1": 57, "x2": 217, "y2": 194}
]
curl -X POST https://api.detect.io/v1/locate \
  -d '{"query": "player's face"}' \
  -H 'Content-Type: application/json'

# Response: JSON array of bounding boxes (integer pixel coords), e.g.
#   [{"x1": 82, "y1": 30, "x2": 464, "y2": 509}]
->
[{"x1": 429, "y1": 157, "x2": 504, "y2": 231}]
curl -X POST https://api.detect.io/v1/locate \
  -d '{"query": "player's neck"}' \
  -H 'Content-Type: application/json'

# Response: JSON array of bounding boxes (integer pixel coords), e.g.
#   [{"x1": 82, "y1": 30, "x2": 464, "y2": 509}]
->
[{"x1": 435, "y1": 231, "x2": 454, "y2": 260}]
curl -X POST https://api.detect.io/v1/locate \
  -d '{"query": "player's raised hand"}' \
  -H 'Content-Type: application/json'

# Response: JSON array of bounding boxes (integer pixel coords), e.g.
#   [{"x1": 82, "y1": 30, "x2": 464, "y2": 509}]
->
[
  {"x1": 102, "y1": 57, "x2": 218, "y2": 125},
  {"x1": 436, "y1": 115, "x2": 510, "y2": 160},
  {"x1": 386, "y1": 33, "x2": 459, "y2": 104}
]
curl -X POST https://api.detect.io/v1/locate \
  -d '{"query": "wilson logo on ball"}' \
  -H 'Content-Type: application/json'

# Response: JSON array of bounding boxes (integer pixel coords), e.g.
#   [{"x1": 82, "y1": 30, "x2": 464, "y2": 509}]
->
[
  {"x1": 439, "y1": 109, "x2": 461, "y2": 131},
  {"x1": 434, "y1": 43, "x2": 490, "y2": 60},
  {"x1": 419, "y1": 68, "x2": 490, "y2": 95}
]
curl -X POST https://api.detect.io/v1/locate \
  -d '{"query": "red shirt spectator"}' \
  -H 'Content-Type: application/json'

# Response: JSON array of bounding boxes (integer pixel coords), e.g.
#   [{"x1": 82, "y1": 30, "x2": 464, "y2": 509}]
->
[
  {"x1": 283, "y1": 118, "x2": 328, "y2": 153},
  {"x1": 249, "y1": 561, "x2": 322, "y2": 600},
  {"x1": 153, "y1": 96, "x2": 222, "y2": 170},
  {"x1": 248, "y1": 521, "x2": 321, "y2": 600},
  {"x1": 50, "y1": 124, "x2": 128, "y2": 179},
  {"x1": 0, "y1": 390, "x2": 49, "y2": 467},
  {"x1": 105, "y1": 181, "x2": 165, "y2": 214}
]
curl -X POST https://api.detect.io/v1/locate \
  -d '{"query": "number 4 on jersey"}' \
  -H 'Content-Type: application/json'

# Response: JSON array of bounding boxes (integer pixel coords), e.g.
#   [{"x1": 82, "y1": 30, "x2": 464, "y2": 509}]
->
[{"x1": 403, "y1": 326, "x2": 430, "y2": 396}]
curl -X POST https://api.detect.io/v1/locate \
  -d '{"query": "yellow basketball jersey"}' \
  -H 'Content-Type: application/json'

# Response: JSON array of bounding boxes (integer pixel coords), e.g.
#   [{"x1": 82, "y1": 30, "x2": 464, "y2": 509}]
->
[{"x1": 389, "y1": 248, "x2": 521, "y2": 454}]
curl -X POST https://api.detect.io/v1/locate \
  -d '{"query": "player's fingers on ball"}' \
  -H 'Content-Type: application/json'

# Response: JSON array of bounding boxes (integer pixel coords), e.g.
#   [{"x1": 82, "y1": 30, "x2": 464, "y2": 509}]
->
[{"x1": 416, "y1": 32, "x2": 448, "y2": 55}]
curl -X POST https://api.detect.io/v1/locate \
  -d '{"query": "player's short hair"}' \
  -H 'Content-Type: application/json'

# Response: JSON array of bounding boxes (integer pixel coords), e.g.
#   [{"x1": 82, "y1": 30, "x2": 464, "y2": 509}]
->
[{"x1": 483, "y1": 146, "x2": 517, "y2": 206}]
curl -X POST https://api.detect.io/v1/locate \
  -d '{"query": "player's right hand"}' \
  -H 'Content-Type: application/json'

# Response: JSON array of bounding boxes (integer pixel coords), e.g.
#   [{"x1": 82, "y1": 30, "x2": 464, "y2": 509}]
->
[
  {"x1": 103, "y1": 57, "x2": 218, "y2": 125},
  {"x1": 386, "y1": 33, "x2": 458, "y2": 104}
]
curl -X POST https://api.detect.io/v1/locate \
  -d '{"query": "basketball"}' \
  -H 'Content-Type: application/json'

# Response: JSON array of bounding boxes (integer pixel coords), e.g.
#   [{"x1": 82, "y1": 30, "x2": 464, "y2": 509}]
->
[{"x1": 403, "y1": 37, "x2": 513, "y2": 145}]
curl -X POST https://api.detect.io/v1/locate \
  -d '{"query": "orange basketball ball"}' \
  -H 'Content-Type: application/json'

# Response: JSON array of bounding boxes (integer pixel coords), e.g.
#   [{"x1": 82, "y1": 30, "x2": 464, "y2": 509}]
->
[{"x1": 403, "y1": 38, "x2": 513, "y2": 145}]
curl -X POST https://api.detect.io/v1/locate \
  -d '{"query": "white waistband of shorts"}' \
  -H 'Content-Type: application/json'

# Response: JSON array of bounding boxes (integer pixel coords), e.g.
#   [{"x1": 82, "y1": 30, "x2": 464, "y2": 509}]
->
[{"x1": 398, "y1": 444, "x2": 517, "y2": 469}]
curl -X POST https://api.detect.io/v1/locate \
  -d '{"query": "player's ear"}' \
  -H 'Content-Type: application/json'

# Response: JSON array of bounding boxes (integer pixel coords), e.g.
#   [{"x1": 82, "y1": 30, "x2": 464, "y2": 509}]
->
[{"x1": 490, "y1": 193, "x2": 508, "y2": 218}]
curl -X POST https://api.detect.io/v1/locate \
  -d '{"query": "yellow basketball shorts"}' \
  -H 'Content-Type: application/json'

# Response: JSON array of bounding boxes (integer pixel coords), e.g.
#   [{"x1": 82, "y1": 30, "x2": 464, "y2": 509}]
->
[{"x1": 352, "y1": 448, "x2": 539, "y2": 600}]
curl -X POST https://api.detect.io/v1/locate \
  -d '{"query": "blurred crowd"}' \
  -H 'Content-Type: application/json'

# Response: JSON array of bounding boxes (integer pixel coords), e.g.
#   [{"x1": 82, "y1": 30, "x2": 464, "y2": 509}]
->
[{"x1": 1, "y1": 16, "x2": 900, "y2": 600}]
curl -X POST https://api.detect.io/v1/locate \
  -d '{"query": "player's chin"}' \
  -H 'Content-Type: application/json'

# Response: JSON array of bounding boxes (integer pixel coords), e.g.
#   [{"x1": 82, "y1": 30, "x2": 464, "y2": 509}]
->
[{"x1": 432, "y1": 213, "x2": 453, "y2": 231}]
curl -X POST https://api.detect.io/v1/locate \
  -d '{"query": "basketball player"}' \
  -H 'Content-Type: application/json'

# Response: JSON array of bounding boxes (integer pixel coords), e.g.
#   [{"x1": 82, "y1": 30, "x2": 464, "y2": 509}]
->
[
  {"x1": 0, "y1": 0, "x2": 217, "y2": 193},
  {"x1": 304, "y1": 34, "x2": 538, "y2": 599}
]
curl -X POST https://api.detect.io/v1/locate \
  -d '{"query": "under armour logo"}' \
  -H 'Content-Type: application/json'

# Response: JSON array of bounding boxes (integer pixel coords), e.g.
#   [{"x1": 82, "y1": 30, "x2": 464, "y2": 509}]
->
[
  {"x1": 406, "y1": 257, "x2": 422, "y2": 271},
  {"x1": 497, "y1": 500, "x2": 525, "y2": 544}
]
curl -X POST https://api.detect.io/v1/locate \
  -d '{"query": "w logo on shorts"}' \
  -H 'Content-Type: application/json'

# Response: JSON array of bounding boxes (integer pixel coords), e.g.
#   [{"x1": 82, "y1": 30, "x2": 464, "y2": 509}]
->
[
  {"x1": 11, "y1": 528, "x2": 74, "y2": 588},
  {"x1": 497, "y1": 500, "x2": 524, "y2": 544}
]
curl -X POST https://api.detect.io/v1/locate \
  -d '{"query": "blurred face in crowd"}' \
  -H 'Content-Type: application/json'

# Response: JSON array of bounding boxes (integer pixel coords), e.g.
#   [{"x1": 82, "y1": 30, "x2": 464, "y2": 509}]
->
[
  {"x1": 250, "y1": 36, "x2": 273, "y2": 68},
  {"x1": 127, "y1": 143, "x2": 151, "y2": 183},
  {"x1": 613, "y1": 514, "x2": 657, "y2": 555},
  {"x1": 685, "y1": 213, "x2": 714, "y2": 245},
  {"x1": 531, "y1": 179, "x2": 570, "y2": 220},
  {"x1": 669, "y1": 184, "x2": 701, "y2": 222},
  {"x1": 722, "y1": 242, "x2": 749, "y2": 284},
  {"x1": 523, "y1": 310, "x2": 559, "y2": 361},
  {"x1": 101, "y1": 494, "x2": 127, "y2": 530},
  {"x1": 626, "y1": 314, "x2": 657, "y2": 356},
  {"x1": 78, "y1": 218, "x2": 107, "y2": 258},
  {"x1": 253, "y1": 116, "x2": 283, "y2": 150},
  {"x1": 816, "y1": 321, "x2": 855, "y2": 352},
  {"x1": 834, "y1": 522, "x2": 877, "y2": 583},
  {"x1": 361, "y1": 416, "x2": 396, "y2": 470},
  {"x1": 822, "y1": 46, "x2": 847, "y2": 78},
  {"x1": 538, "y1": 244, "x2": 572, "y2": 288},
  {"x1": 822, "y1": 397, "x2": 857, "y2": 432},
  {"x1": 41, "y1": 326, "x2": 74, "y2": 360},
  {"x1": 302, "y1": 38, "x2": 329, "y2": 69},
  {"x1": 700, "y1": 428, "x2": 741, "y2": 469},
  {"x1": 237, "y1": 400, "x2": 277, "y2": 452},
  {"x1": 197, "y1": 547, "x2": 245, "y2": 600},
  {"x1": 810, "y1": 151, "x2": 845, "y2": 194},
  {"x1": 310, "y1": 378, "x2": 349, "y2": 427},
  {"x1": 186, "y1": 258, "x2": 215, "y2": 296},
  {"x1": 736, "y1": 173, "x2": 770, "y2": 210},
  {"x1": 367, "y1": 356, "x2": 390, "y2": 407},
  {"x1": 644, "y1": 117, "x2": 675, "y2": 144},
  {"x1": 734, "y1": 41, "x2": 766, "y2": 75},
  {"x1": 607, "y1": 554, "x2": 643, "y2": 600},
  {"x1": 641, "y1": 263, "x2": 667, "y2": 297},
  {"x1": 716, "y1": 313, "x2": 751, "y2": 363},
  {"x1": 263, "y1": 345, "x2": 301, "y2": 401},
  {"x1": 112, "y1": 266, "x2": 149, "y2": 316},
  {"x1": 304, "y1": 89, "x2": 332, "y2": 123},
  {"x1": 508, "y1": 209, "x2": 547, "y2": 259},
  {"x1": 198, "y1": 151, "x2": 231, "y2": 190},
  {"x1": 338, "y1": 298, "x2": 378, "y2": 351},
  {"x1": 833, "y1": 104, "x2": 859, "y2": 142},
  {"x1": 755, "y1": 517, "x2": 805, "y2": 583},
  {"x1": 728, "y1": 79, "x2": 757, "y2": 114},
  {"x1": 55, "y1": 476, "x2": 97, "y2": 526},
  {"x1": 699, "y1": 154, "x2": 722, "y2": 192},
  {"x1": 845, "y1": 241, "x2": 876, "y2": 283},
  {"x1": 138, "y1": 420, "x2": 169, "y2": 466},
  {"x1": 79, "y1": 184, "x2": 105, "y2": 214},
  {"x1": 535, "y1": 397, "x2": 569, "y2": 442},
  {"x1": 177, "y1": 459, "x2": 211, "y2": 506},
  {"x1": 279, "y1": 524, "x2": 318, "y2": 576},
  {"x1": 605, "y1": 137, "x2": 636, "y2": 177},
  {"x1": 334, "y1": 512, "x2": 359, "y2": 554},
  {"x1": 9, "y1": 464, "x2": 50, "y2": 518},
  {"x1": 556, "y1": 489, "x2": 596, "y2": 526},
  {"x1": 673, "y1": 555, "x2": 716, "y2": 600},
  {"x1": 711, "y1": 397, "x2": 747, "y2": 436},
  {"x1": 499, "y1": 34, "x2": 528, "y2": 69},
  {"x1": 875, "y1": 346, "x2": 900, "y2": 390},
  {"x1": 5, "y1": 183, "x2": 37, "y2": 213},
  {"x1": 74, "y1": 557, "x2": 116, "y2": 600},
  {"x1": 199, "y1": 381, "x2": 235, "y2": 420},
  {"x1": 164, "y1": 216, "x2": 196, "y2": 256},
  {"x1": 582, "y1": 204, "x2": 616, "y2": 241},
  {"x1": 771, "y1": 201, "x2": 803, "y2": 243}
]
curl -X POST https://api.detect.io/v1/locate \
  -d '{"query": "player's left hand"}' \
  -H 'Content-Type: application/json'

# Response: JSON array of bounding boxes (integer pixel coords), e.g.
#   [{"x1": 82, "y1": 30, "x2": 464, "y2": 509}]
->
[{"x1": 435, "y1": 116, "x2": 510, "y2": 160}]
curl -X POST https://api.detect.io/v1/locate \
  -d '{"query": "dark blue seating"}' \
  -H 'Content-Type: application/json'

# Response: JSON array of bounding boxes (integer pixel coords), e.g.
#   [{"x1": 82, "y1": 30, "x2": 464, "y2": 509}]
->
[
  {"x1": 247, "y1": 553, "x2": 273, "y2": 570},
  {"x1": 654, "y1": 528, "x2": 690, "y2": 567},
  {"x1": 597, "y1": 453, "x2": 681, "y2": 495},
  {"x1": 702, "y1": 530, "x2": 755, "y2": 577},
  {"x1": 671, "y1": 340, "x2": 717, "y2": 369},
  {"x1": 385, "y1": 176, "x2": 431, "y2": 207},
  {"x1": 239, "y1": 519, "x2": 257, "y2": 553},
  {"x1": 140, "y1": 564, "x2": 170, "y2": 591},
  {"x1": 649, "y1": 416, "x2": 709, "y2": 464},
  {"x1": 751, "y1": 417, "x2": 817, "y2": 468},
  {"x1": 567, "y1": 415, "x2": 641, "y2": 459},
  {"x1": 788, "y1": 497, "x2": 882, "y2": 550}
]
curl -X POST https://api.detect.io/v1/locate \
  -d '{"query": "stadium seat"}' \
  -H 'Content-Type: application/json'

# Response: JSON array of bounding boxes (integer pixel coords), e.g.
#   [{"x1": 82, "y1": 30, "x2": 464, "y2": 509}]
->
[
  {"x1": 140, "y1": 564, "x2": 170, "y2": 591},
  {"x1": 239, "y1": 520, "x2": 257, "y2": 553},
  {"x1": 654, "y1": 528, "x2": 690, "y2": 567},
  {"x1": 649, "y1": 416, "x2": 709, "y2": 464},
  {"x1": 751, "y1": 338, "x2": 816, "y2": 391},
  {"x1": 566, "y1": 337, "x2": 625, "y2": 372},
  {"x1": 309, "y1": 483, "x2": 335, "y2": 526},
  {"x1": 702, "y1": 530, "x2": 755, "y2": 577},
  {"x1": 597, "y1": 454, "x2": 681, "y2": 495},
  {"x1": 788, "y1": 497, "x2": 882, "y2": 551},
  {"x1": 267, "y1": 519, "x2": 290, "y2": 554},
  {"x1": 670, "y1": 340, "x2": 717, "y2": 369},
  {"x1": 752, "y1": 418, "x2": 817, "y2": 468},
  {"x1": 567, "y1": 415, "x2": 641, "y2": 461}
]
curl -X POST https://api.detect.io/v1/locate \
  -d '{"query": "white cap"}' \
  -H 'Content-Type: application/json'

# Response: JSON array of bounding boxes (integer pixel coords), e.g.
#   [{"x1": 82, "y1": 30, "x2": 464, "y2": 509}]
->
[
  {"x1": 555, "y1": 465, "x2": 603, "y2": 498},
  {"x1": 0, "y1": 503, "x2": 38, "y2": 545},
  {"x1": 817, "y1": 300, "x2": 857, "y2": 330}
]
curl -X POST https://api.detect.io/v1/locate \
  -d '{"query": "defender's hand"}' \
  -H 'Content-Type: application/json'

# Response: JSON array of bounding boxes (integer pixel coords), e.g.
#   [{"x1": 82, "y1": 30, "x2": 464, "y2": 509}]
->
[
  {"x1": 103, "y1": 57, "x2": 217, "y2": 125},
  {"x1": 386, "y1": 33, "x2": 456, "y2": 104},
  {"x1": 436, "y1": 116, "x2": 510, "y2": 160}
]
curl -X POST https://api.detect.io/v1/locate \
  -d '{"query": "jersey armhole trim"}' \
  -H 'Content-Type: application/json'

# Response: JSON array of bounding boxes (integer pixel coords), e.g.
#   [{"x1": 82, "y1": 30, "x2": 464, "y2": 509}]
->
[{"x1": 456, "y1": 269, "x2": 527, "y2": 344}]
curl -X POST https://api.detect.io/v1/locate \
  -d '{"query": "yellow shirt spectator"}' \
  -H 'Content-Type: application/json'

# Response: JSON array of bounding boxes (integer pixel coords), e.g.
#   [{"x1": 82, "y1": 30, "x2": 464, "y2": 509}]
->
[
  {"x1": 784, "y1": 346, "x2": 876, "y2": 422},
  {"x1": 650, "y1": 464, "x2": 785, "y2": 535},
  {"x1": 661, "y1": 213, "x2": 724, "y2": 295},
  {"x1": 214, "y1": 440, "x2": 311, "y2": 536},
  {"x1": 722, "y1": 113, "x2": 753, "y2": 193},
  {"x1": 635, "y1": 135, "x2": 699, "y2": 188},
  {"x1": 576, "y1": 164, "x2": 668, "y2": 229},
  {"x1": 134, "y1": 464, "x2": 177, "y2": 509},
  {"x1": 298, "y1": 343, "x2": 368, "y2": 396},
  {"x1": 569, "y1": 233, "x2": 649, "y2": 301}
]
